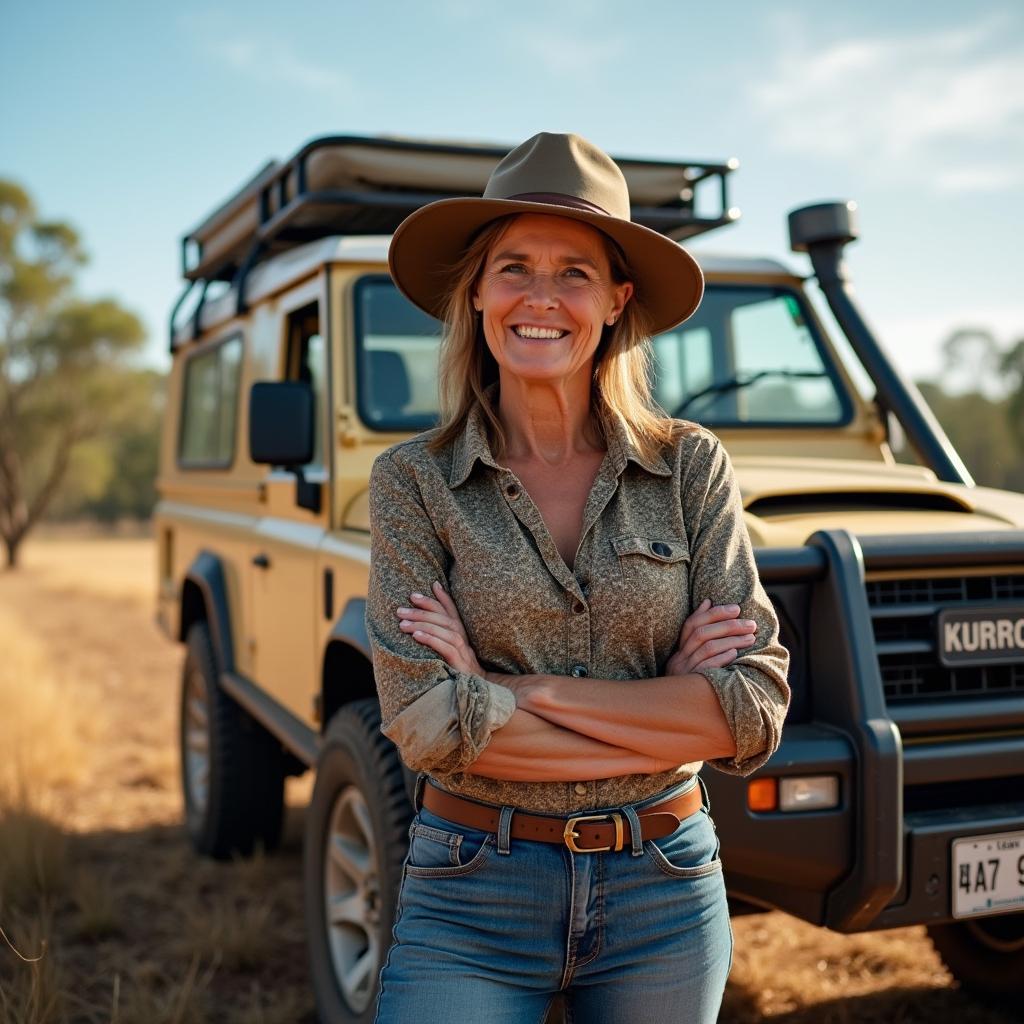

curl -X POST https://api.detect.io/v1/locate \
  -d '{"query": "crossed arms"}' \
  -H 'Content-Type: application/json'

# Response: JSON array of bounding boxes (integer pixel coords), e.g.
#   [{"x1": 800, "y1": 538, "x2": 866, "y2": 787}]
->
[
  {"x1": 393, "y1": 581, "x2": 747, "y2": 782},
  {"x1": 365, "y1": 440, "x2": 790, "y2": 784}
]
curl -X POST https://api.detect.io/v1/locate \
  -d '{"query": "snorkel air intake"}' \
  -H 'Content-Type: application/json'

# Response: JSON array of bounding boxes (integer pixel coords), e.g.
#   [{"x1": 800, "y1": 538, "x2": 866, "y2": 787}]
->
[{"x1": 788, "y1": 201, "x2": 973, "y2": 486}]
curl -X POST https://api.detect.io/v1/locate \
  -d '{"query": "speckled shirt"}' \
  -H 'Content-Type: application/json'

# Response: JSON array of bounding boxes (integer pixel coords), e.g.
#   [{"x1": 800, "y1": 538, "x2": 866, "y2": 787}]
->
[{"x1": 365, "y1": 383, "x2": 791, "y2": 814}]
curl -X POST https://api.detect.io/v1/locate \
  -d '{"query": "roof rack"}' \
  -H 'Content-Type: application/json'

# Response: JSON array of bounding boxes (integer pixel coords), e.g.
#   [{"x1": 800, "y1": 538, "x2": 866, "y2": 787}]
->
[{"x1": 171, "y1": 134, "x2": 739, "y2": 350}]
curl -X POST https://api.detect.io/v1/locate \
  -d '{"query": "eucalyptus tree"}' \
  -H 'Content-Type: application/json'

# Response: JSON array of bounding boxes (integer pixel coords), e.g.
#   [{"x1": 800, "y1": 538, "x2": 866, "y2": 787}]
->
[{"x1": 0, "y1": 179, "x2": 145, "y2": 567}]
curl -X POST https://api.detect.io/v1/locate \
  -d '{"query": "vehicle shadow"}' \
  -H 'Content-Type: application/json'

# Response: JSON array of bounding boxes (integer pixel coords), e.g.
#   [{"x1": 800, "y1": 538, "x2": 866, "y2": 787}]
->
[
  {"x1": 538, "y1": 978, "x2": 1015, "y2": 1024},
  {"x1": 720, "y1": 981, "x2": 1019, "y2": 1024}
]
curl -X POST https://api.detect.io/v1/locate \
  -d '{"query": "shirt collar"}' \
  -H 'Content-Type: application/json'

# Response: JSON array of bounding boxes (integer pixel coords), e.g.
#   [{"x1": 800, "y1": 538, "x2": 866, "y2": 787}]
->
[
  {"x1": 448, "y1": 381, "x2": 672, "y2": 488},
  {"x1": 448, "y1": 384, "x2": 505, "y2": 487}
]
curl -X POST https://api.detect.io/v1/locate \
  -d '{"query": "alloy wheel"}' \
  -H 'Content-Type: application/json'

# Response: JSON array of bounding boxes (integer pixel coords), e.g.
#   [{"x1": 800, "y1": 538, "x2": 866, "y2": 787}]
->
[{"x1": 323, "y1": 783, "x2": 383, "y2": 1013}]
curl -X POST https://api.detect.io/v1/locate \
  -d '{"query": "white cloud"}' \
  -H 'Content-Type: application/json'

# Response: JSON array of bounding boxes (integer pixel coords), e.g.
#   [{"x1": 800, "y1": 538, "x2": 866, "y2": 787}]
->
[
  {"x1": 485, "y1": 1, "x2": 625, "y2": 77},
  {"x1": 215, "y1": 35, "x2": 352, "y2": 97},
  {"x1": 751, "y1": 16, "x2": 1024, "y2": 193},
  {"x1": 514, "y1": 34, "x2": 624, "y2": 76},
  {"x1": 934, "y1": 165, "x2": 1020, "y2": 194},
  {"x1": 179, "y1": 13, "x2": 353, "y2": 101}
]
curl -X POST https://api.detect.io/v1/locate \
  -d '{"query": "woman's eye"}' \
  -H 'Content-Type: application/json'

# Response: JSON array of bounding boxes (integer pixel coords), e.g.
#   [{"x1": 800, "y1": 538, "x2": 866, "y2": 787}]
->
[
  {"x1": 564, "y1": 267, "x2": 589, "y2": 279},
  {"x1": 499, "y1": 263, "x2": 527, "y2": 274}
]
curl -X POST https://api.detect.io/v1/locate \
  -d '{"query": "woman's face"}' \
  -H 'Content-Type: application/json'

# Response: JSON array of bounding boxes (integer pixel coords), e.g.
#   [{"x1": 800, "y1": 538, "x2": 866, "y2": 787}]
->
[{"x1": 472, "y1": 213, "x2": 633, "y2": 386}]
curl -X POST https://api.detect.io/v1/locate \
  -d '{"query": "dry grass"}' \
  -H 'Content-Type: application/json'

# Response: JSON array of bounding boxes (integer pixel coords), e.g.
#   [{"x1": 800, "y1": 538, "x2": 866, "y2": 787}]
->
[
  {"x1": 722, "y1": 915, "x2": 992, "y2": 1022},
  {"x1": 0, "y1": 537, "x2": 313, "y2": 1023},
  {"x1": 0, "y1": 612, "x2": 91, "y2": 803},
  {"x1": 19, "y1": 531, "x2": 155, "y2": 603},
  {"x1": 0, "y1": 535, "x2": 1017, "y2": 1023},
  {"x1": 0, "y1": 907, "x2": 66, "y2": 1024}
]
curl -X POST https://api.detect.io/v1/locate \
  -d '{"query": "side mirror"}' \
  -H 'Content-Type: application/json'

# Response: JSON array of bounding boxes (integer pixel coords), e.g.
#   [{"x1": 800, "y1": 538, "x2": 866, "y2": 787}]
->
[
  {"x1": 249, "y1": 381, "x2": 321, "y2": 513},
  {"x1": 249, "y1": 380, "x2": 314, "y2": 465}
]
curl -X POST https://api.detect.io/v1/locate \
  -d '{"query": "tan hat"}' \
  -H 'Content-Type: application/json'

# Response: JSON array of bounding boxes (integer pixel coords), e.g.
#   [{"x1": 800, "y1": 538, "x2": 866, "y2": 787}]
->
[{"x1": 387, "y1": 132, "x2": 704, "y2": 336}]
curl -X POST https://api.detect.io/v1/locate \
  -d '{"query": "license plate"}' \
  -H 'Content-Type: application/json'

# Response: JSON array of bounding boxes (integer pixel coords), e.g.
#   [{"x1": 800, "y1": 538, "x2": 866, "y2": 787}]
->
[
  {"x1": 937, "y1": 606, "x2": 1024, "y2": 667},
  {"x1": 952, "y1": 830, "x2": 1024, "y2": 919}
]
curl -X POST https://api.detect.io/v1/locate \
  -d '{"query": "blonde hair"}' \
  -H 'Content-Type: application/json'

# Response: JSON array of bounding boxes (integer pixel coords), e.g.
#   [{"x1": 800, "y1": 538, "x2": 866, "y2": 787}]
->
[{"x1": 427, "y1": 214, "x2": 688, "y2": 463}]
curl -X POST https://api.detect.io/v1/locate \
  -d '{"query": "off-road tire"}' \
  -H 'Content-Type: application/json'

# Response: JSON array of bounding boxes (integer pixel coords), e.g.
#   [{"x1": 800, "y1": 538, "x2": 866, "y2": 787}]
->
[
  {"x1": 927, "y1": 915, "x2": 1024, "y2": 1003},
  {"x1": 179, "y1": 620, "x2": 286, "y2": 859},
  {"x1": 304, "y1": 698, "x2": 413, "y2": 1023}
]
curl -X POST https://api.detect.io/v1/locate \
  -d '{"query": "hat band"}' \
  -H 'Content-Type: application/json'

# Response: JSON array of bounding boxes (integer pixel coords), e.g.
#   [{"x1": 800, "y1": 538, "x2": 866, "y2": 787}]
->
[{"x1": 505, "y1": 192, "x2": 613, "y2": 217}]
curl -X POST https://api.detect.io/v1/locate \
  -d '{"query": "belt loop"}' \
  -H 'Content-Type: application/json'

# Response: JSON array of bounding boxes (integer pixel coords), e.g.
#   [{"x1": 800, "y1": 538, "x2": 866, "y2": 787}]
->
[
  {"x1": 413, "y1": 772, "x2": 427, "y2": 813},
  {"x1": 497, "y1": 805, "x2": 514, "y2": 855},
  {"x1": 621, "y1": 804, "x2": 644, "y2": 857},
  {"x1": 696, "y1": 773, "x2": 712, "y2": 814}
]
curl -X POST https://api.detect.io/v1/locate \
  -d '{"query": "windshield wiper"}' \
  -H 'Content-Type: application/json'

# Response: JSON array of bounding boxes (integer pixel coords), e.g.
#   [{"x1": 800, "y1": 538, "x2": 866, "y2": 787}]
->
[{"x1": 671, "y1": 369, "x2": 830, "y2": 418}]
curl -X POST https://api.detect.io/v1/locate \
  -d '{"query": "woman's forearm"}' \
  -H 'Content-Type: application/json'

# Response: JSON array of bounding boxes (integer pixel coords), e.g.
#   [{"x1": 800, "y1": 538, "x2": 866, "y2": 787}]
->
[
  {"x1": 465, "y1": 706, "x2": 679, "y2": 782},
  {"x1": 487, "y1": 671, "x2": 737, "y2": 765}
]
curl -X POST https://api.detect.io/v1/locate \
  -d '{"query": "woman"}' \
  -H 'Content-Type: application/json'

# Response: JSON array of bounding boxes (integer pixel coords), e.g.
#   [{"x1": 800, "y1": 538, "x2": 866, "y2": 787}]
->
[{"x1": 366, "y1": 132, "x2": 790, "y2": 1023}]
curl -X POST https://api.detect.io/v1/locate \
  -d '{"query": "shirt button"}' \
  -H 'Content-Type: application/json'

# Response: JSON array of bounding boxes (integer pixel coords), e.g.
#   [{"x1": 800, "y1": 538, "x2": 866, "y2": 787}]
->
[
  {"x1": 572, "y1": 600, "x2": 586, "y2": 614},
  {"x1": 570, "y1": 664, "x2": 589, "y2": 678},
  {"x1": 574, "y1": 782, "x2": 587, "y2": 795},
  {"x1": 505, "y1": 483, "x2": 520, "y2": 498},
  {"x1": 651, "y1": 541, "x2": 672, "y2": 557}
]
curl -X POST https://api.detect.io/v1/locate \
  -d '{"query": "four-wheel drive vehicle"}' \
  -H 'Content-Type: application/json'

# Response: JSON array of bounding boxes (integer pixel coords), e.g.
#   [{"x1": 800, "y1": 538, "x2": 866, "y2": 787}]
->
[{"x1": 156, "y1": 134, "x2": 1024, "y2": 1020}]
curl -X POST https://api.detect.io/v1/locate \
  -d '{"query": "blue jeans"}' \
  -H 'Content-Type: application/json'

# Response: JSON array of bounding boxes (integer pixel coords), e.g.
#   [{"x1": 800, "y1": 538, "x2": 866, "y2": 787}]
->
[{"x1": 374, "y1": 775, "x2": 733, "y2": 1023}]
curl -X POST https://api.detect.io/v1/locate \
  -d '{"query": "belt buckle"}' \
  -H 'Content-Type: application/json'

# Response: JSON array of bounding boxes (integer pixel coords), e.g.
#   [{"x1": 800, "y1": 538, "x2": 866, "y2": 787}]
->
[{"x1": 563, "y1": 812, "x2": 625, "y2": 853}]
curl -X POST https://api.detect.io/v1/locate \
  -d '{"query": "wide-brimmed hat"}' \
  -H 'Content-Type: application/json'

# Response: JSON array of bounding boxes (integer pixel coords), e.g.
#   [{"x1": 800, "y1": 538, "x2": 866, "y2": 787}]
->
[{"x1": 387, "y1": 132, "x2": 704, "y2": 336}]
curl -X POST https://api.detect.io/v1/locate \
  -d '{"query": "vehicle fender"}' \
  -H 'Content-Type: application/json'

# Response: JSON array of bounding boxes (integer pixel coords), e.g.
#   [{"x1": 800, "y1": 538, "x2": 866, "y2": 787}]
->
[
  {"x1": 322, "y1": 597, "x2": 417, "y2": 803},
  {"x1": 330, "y1": 597, "x2": 371, "y2": 659},
  {"x1": 321, "y1": 598, "x2": 377, "y2": 726},
  {"x1": 180, "y1": 550, "x2": 236, "y2": 674}
]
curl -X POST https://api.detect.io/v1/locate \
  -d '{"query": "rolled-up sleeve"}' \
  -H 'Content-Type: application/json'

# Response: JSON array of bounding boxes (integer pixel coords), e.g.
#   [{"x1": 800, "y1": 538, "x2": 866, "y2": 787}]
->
[
  {"x1": 684, "y1": 434, "x2": 791, "y2": 776},
  {"x1": 365, "y1": 449, "x2": 516, "y2": 774}
]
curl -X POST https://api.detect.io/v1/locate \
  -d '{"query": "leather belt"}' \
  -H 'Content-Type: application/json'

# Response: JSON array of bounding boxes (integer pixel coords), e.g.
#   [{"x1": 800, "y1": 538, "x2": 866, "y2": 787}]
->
[{"x1": 420, "y1": 782, "x2": 703, "y2": 853}]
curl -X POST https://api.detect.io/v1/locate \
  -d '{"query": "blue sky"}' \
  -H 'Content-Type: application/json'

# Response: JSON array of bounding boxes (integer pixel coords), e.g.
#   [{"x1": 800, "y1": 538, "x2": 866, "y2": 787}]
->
[{"x1": 3, "y1": 1, "x2": 1022, "y2": 384}]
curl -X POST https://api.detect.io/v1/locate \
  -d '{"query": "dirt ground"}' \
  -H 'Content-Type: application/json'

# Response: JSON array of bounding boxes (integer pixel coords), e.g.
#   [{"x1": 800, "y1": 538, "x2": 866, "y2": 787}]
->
[{"x1": 0, "y1": 535, "x2": 1017, "y2": 1023}]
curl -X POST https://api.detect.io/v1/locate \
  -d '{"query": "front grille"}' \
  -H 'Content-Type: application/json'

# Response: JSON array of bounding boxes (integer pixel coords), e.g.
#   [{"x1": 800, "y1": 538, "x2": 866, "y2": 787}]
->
[
  {"x1": 905, "y1": 775, "x2": 1024, "y2": 814},
  {"x1": 868, "y1": 575, "x2": 1024, "y2": 605},
  {"x1": 866, "y1": 574, "x2": 1024, "y2": 702}
]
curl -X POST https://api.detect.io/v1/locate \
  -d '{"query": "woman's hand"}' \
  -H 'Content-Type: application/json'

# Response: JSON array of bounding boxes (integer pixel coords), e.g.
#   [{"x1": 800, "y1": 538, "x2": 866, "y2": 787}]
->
[
  {"x1": 397, "y1": 585, "x2": 549, "y2": 704},
  {"x1": 665, "y1": 598, "x2": 758, "y2": 675},
  {"x1": 396, "y1": 581, "x2": 484, "y2": 676}
]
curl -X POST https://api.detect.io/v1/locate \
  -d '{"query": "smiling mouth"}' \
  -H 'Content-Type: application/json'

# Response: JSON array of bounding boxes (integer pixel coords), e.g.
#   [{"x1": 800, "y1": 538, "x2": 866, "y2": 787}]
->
[{"x1": 510, "y1": 324, "x2": 569, "y2": 340}]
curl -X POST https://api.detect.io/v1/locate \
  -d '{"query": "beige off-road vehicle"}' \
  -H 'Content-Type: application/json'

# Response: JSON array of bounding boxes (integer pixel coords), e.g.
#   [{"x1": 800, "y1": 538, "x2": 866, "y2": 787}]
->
[{"x1": 156, "y1": 135, "x2": 1024, "y2": 1021}]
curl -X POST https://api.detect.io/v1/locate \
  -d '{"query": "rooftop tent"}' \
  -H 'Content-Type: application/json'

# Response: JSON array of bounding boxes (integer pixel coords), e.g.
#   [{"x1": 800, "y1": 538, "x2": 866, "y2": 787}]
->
[
  {"x1": 181, "y1": 134, "x2": 739, "y2": 283},
  {"x1": 171, "y1": 134, "x2": 739, "y2": 348}
]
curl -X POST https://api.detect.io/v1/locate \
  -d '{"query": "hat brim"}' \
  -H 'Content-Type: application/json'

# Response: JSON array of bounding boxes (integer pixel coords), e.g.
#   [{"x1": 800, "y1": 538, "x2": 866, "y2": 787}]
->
[{"x1": 387, "y1": 197, "x2": 704, "y2": 336}]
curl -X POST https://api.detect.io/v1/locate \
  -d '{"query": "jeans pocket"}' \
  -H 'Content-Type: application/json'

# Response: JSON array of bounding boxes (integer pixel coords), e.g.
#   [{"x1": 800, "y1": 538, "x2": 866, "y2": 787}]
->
[
  {"x1": 405, "y1": 810, "x2": 494, "y2": 878},
  {"x1": 643, "y1": 808, "x2": 723, "y2": 879}
]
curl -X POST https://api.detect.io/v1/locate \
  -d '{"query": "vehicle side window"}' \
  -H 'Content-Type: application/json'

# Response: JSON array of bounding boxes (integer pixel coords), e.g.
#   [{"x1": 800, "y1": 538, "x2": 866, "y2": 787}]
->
[
  {"x1": 354, "y1": 276, "x2": 442, "y2": 432},
  {"x1": 284, "y1": 303, "x2": 325, "y2": 469},
  {"x1": 178, "y1": 334, "x2": 243, "y2": 468}
]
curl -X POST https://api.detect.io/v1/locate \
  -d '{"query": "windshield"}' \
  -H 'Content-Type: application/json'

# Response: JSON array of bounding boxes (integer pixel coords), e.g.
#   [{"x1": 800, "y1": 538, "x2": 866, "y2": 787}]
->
[{"x1": 355, "y1": 277, "x2": 850, "y2": 431}]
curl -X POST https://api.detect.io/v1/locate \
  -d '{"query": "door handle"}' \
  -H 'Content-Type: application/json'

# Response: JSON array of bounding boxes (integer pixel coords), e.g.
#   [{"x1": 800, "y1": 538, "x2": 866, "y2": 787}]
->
[
  {"x1": 323, "y1": 567, "x2": 334, "y2": 620},
  {"x1": 252, "y1": 553, "x2": 271, "y2": 569}
]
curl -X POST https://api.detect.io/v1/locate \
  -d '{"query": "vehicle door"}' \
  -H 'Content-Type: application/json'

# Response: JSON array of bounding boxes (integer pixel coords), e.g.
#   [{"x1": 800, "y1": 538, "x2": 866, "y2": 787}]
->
[{"x1": 249, "y1": 288, "x2": 329, "y2": 726}]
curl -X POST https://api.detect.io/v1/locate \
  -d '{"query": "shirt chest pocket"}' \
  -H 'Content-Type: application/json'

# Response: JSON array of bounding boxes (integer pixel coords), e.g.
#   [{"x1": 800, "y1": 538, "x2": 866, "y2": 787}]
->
[{"x1": 611, "y1": 534, "x2": 691, "y2": 596}]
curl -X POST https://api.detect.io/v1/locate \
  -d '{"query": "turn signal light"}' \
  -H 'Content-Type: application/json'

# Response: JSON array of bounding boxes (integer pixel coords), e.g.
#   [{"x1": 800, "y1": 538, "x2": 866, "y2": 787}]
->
[{"x1": 746, "y1": 777, "x2": 778, "y2": 812}]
